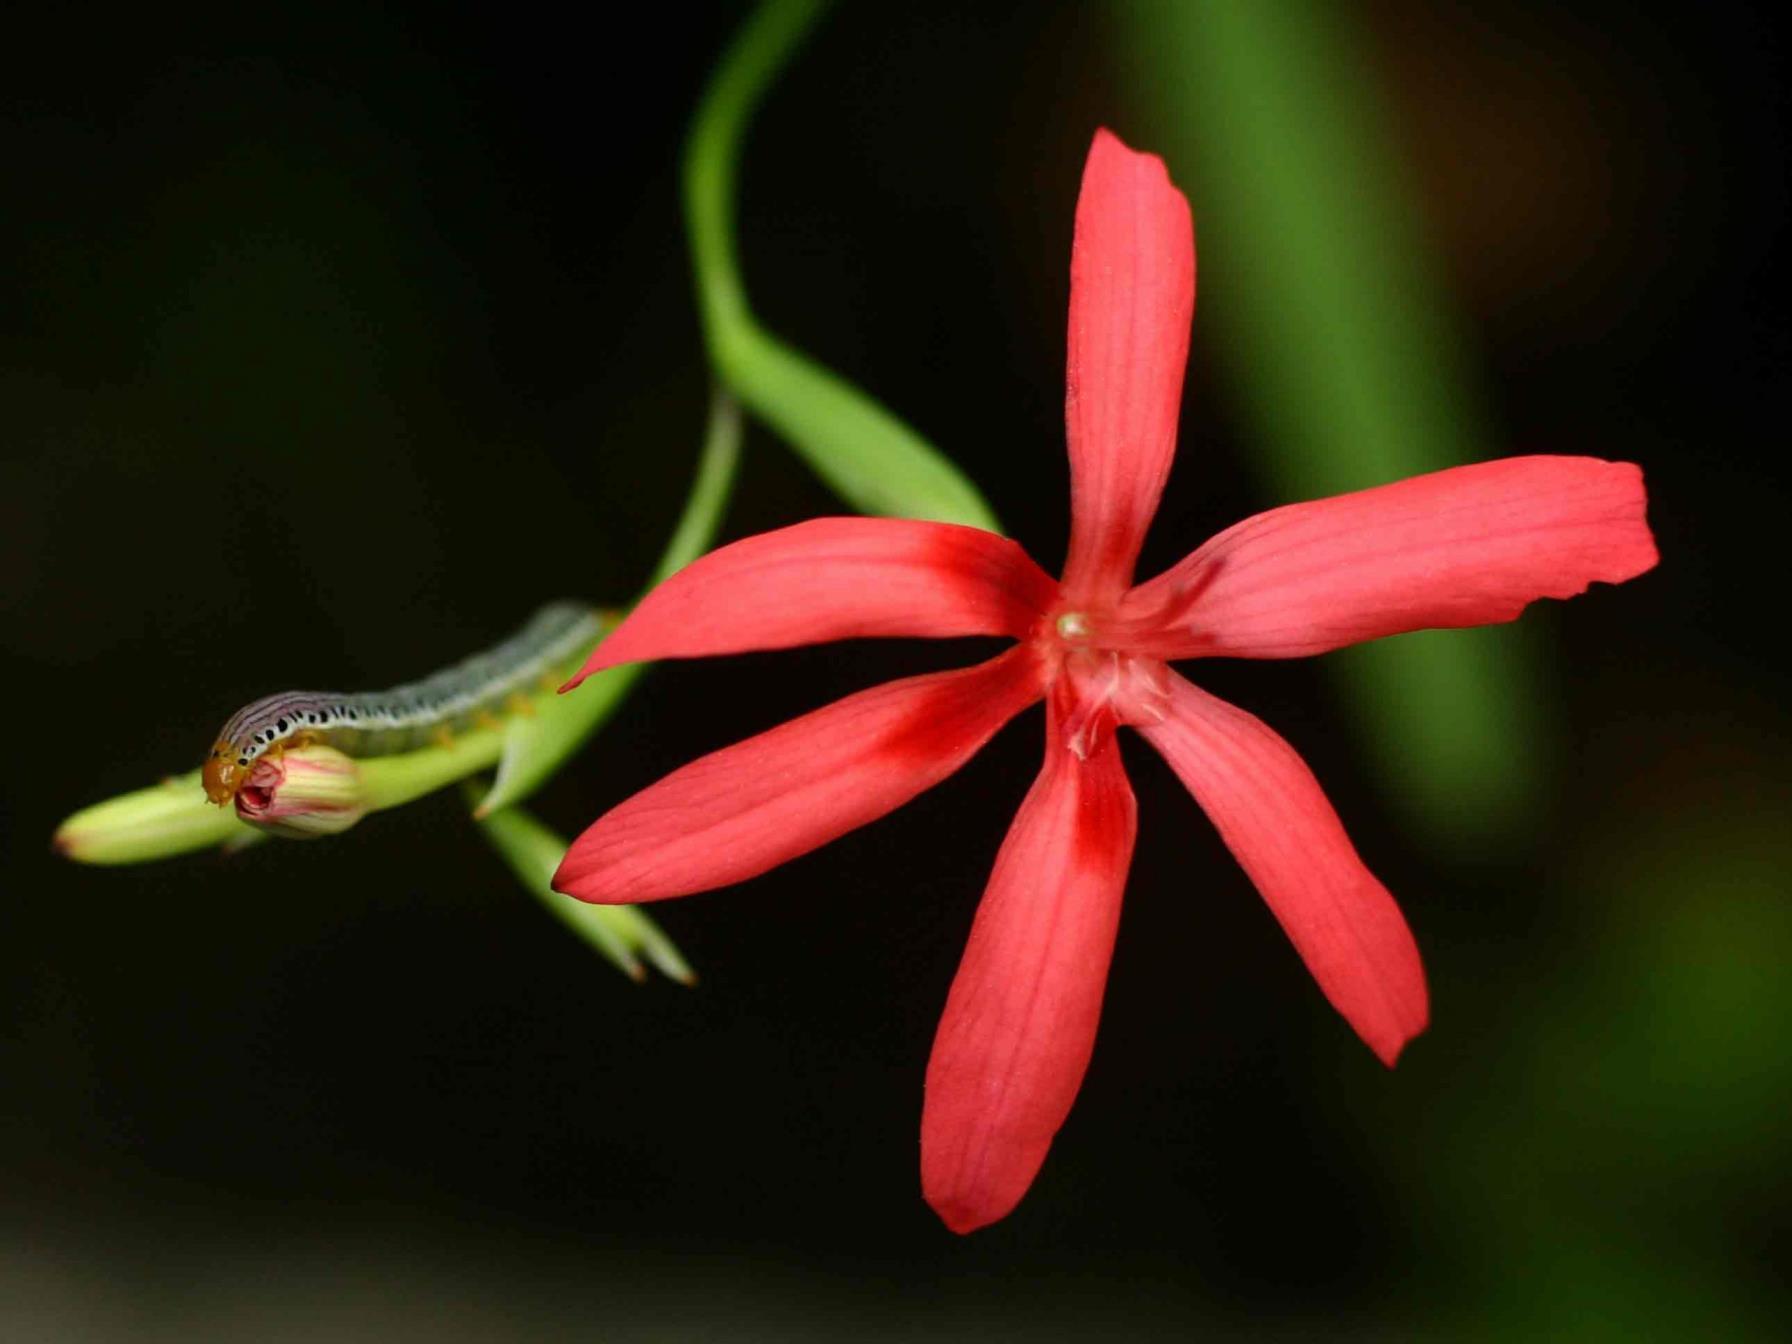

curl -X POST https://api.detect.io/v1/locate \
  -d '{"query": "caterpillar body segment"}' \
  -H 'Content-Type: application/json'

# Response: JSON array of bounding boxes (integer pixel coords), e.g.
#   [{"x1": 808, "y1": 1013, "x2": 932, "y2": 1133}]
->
[{"x1": 202, "y1": 602, "x2": 606, "y2": 804}]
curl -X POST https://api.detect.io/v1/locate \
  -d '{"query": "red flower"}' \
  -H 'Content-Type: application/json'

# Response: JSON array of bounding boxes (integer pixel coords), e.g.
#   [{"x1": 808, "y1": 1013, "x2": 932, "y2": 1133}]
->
[{"x1": 554, "y1": 129, "x2": 1657, "y2": 1233}]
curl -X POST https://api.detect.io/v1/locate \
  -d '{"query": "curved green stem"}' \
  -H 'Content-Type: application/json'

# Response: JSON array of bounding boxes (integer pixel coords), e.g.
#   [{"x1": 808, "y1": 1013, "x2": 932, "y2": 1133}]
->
[{"x1": 686, "y1": 0, "x2": 999, "y2": 531}]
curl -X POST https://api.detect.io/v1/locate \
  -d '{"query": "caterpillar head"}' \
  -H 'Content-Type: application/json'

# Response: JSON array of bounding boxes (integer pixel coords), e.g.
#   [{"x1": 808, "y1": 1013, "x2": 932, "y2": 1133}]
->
[{"x1": 202, "y1": 740, "x2": 248, "y2": 805}]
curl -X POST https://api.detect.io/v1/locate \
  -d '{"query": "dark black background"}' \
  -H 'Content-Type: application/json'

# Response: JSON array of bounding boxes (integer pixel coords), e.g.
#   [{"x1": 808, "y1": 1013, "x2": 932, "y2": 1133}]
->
[{"x1": 4, "y1": 3, "x2": 1787, "y2": 1337}]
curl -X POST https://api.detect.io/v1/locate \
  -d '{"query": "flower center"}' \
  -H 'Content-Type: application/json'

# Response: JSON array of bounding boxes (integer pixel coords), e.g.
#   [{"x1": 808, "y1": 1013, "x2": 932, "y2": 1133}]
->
[
  {"x1": 1038, "y1": 607, "x2": 1171, "y2": 759},
  {"x1": 1055, "y1": 611, "x2": 1093, "y2": 642}
]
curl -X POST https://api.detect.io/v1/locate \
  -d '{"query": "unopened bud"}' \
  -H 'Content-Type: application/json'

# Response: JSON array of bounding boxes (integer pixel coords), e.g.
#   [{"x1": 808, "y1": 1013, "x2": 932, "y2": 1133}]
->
[
  {"x1": 55, "y1": 771, "x2": 248, "y2": 865},
  {"x1": 234, "y1": 744, "x2": 372, "y2": 838}
]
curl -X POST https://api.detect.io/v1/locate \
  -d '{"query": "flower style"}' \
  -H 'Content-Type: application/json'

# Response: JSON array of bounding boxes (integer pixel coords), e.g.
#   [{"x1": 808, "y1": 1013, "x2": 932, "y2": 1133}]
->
[{"x1": 553, "y1": 129, "x2": 1657, "y2": 1233}]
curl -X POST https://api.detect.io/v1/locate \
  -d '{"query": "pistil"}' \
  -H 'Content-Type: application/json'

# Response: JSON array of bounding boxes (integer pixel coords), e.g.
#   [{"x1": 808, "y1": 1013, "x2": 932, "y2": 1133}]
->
[{"x1": 1055, "y1": 611, "x2": 1093, "y2": 642}]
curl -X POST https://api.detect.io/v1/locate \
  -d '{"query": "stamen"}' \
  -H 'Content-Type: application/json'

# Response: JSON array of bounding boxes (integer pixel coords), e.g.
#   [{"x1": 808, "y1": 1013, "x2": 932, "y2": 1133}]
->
[{"x1": 1056, "y1": 611, "x2": 1091, "y2": 641}]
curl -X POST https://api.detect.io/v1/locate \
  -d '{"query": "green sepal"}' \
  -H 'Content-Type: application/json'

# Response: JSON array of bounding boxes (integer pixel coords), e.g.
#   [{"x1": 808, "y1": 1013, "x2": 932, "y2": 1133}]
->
[
  {"x1": 473, "y1": 792, "x2": 695, "y2": 984},
  {"x1": 54, "y1": 770, "x2": 253, "y2": 865}
]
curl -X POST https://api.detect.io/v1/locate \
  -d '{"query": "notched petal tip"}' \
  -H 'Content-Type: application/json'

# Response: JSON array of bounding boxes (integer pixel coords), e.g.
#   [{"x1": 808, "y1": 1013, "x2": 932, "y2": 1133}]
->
[
  {"x1": 1360, "y1": 958, "x2": 1429, "y2": 1068},
  {"x1": 927, "y1": 1192, "x2": 1005, "y2": 1237},
  {"x1": 1372, "y1": 1014, "x2": 1427, "y2": 1069},
  {"x1": 1087, "y1": 126, "x2": 1178, "y2": 189},
  {"x1": 1139, "y1": 454, "x2": 1663, "y2": 660},
  {"x1": 1604, "y1": 459, "x2": 1661, "y2": 578}
]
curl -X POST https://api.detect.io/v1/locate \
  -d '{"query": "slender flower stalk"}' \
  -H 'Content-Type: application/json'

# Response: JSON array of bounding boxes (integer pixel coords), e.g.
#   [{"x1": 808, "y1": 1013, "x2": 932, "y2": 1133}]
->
[{"x1": 553, "y1": 129, "x2": 1658, "y2": 1233}]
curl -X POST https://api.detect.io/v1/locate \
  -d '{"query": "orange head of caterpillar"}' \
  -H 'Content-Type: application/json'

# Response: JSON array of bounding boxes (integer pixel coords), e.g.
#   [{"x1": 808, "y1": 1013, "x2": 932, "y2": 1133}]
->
[{"x1": 202, "y1": 739, "x2": 248, "y2": 805}]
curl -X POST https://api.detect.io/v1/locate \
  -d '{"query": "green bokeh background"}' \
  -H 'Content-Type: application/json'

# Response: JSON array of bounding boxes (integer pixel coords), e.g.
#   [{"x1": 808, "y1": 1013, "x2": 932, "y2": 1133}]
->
[{"x1": 4, "y1": 2, "x2": 1786, "y2": 1338}]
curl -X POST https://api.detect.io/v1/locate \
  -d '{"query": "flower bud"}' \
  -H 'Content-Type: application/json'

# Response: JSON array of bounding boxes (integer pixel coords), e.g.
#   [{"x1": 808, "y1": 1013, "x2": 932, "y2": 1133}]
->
[
  {"x1": 233, "y1": 744, "x2": 372, "y2": 838},
  {"x1": 55, "y1": 771, "x2": 249, "y2": 865}
]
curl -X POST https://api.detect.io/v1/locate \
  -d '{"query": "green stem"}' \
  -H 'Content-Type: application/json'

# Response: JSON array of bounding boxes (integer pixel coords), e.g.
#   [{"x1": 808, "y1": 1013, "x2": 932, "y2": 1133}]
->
[
  {"x1": 685, "y1": 0, "x2": 999, "y2": 531},
  {"x1": 685, "y1": 0, "x2": 823, "y2": 344},
  {"x1": 361, "y1": 726, "x2": 507, "y2": 811},
  {"x1": 648, "y1": 388, "x2": 744, "y2": 587}
]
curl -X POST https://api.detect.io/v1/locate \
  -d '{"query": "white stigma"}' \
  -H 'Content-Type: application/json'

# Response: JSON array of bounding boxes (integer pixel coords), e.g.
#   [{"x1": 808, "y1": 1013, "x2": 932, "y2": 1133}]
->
[{"x1": 1055, "y1": 611, "x2": 1091, "y2": 641}]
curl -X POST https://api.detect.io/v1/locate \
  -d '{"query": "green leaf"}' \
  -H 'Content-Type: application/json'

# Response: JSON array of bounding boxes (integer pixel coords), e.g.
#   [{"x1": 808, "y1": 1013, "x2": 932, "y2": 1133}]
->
[{"x1": 718, "y1": 332, "x2": 1000, "y2": 528}]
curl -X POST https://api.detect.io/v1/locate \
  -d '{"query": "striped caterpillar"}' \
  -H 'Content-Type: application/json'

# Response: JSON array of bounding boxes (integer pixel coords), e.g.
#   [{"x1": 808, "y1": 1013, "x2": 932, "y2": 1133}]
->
[{"x1": 201, "y1": 601, "x2": 607, "y2": 804}]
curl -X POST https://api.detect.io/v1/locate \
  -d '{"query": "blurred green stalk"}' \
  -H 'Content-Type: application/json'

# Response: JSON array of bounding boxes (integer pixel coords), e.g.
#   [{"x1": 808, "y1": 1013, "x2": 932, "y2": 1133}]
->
[
  {"x1": 1115, "y1": 0, "x2": 1544, "y2": 841},
  {"x1": 686, "y1": 0, "x2": 1000, "y2": 531}
]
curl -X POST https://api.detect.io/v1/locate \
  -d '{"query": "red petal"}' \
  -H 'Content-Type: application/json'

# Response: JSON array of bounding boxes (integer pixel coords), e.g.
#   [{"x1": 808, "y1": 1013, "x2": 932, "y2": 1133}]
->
[
  {"x1": 921, "y1": 700, "x2": 1137, "y2": 1234},
  {"x1": 553, "y1": 648, "x2": 1044, "y2": 903},
  {"x1": 563, "y1": 518, "x2": 1058, "y2": 690},
  {"x1": 1139, "y1": 673, "x2": 1427, "y2": 1065},
  {"x1": 1061, "y1": 129, "x2": 1196, "y2": 603},
  {"x1": 1125, "y1": 456, "x2": 1658, "y2": 659}
]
